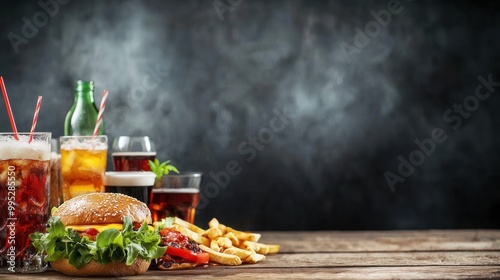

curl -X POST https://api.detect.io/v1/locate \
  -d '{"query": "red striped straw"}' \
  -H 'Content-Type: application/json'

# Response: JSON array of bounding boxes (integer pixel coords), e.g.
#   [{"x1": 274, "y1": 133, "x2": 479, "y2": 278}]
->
[
  {"x1": 0, "y1": 76, "x2": 19, "y2": 140},
  {"x1": 28, "y1": 96, "x2": 43, "y2": 143},
  {"x1": 93, "y1": 90, "x2": 108, "y2": 137}
]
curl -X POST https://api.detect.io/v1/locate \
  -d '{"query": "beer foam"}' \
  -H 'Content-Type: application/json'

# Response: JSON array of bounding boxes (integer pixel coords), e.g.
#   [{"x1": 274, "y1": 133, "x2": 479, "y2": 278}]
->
[
  {"x1": 104, "y1": 171, "x2": 156, "y2": 186},
  {"x1": 152, "y1": 188, "x2": 200, "y2": 193},
  {"x1": 0, "y1": 134, "x2": 50, "y2": 160}
]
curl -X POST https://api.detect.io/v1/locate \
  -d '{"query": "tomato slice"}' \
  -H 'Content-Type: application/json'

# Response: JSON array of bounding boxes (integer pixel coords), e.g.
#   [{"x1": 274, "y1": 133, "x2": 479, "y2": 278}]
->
[
  {"x1": 166, "y1": 246, "x2": 209, "y2": 264},
  {"x1": 84, "y1": 228, "x2": 99, "y2": 236}
]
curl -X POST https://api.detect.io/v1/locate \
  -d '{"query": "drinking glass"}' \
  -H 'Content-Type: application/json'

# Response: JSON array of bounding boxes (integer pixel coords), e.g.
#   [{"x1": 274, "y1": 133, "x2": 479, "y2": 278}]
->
[
  {"x1": 0, "y1": 132, "x2": 51, "y2": 273},
  {"x1": 60, "y1": 136, "x2": 107, "y2": 202},
  {"x1": 49, "y1": 139, "x2": 61, "y2": 210},
  {"x1": 104, "y1": 171, "x2": 156, "y2": 204},
  {"x1": 149, "y1": 172, "x2": 202, "y2": 224},
  {"x1": 112, "y1": 136, "x2": 156, "y2": 171}
]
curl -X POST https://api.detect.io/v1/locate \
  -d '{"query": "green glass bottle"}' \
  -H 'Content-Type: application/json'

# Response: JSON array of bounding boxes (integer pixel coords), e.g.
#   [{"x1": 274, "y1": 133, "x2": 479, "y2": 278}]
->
[{"x1": 64, "y1": 80, "x2": 105, "y2": 136}]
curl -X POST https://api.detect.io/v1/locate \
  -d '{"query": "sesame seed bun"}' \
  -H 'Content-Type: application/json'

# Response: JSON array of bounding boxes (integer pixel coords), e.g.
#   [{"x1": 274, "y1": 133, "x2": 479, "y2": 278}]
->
[
  {"x1": 50, "y1": 258, "x2": 150, "y2": 276},
  {"x1": 50, "y1": 193, "x2": 154, "y2": 276},
  {"x1": 53, "y1": 192, "x2": 152, "y2": 225}
]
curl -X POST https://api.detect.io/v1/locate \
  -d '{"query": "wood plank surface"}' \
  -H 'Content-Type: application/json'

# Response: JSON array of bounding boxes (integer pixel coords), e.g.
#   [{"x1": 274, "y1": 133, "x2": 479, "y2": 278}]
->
[
  {"x1": 257, "y1": 251, "x2": 500, "y2": 267},
  {"x1": 2, "y1": 230, "x2": 499, "y2": 279},
  {"x1": 262, "y1": 230, "x2": 500, "y2": 252},
  {"x1": 4, "y1": 266, "x2": 500, "y2": 280}
]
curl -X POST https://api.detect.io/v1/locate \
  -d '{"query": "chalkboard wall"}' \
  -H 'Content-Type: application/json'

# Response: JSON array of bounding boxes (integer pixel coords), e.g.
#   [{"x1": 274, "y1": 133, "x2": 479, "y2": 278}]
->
[{"x1": 1, "y1": 0, "x2": 499, "y2": 230}]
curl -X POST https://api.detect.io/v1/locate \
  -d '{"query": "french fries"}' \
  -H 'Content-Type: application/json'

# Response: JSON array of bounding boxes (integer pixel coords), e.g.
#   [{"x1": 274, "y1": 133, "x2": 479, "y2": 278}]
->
[
  {"x1": 169, "y1": 217, "x2": 280, "y2": 265},
  {"x1": 210, "y1": 239, "x2": 220, "y2": 252},
  {"x1": 171, "y1": 224, "x2": 210, "y2": 246},
  {"x1": 225, "y1": 232, "x2": 240, "y2": 246},
  {"x1": 245, "y1": 253, "x2": 266, "y2": 264},
  {"x1": 199, "y1": 245, "x2": 242, "y2": 266},
  {"x1": 204, "y1": 227, "x2": 222, "y2": 240},
  {"x1": 173, "y1": 217, "x2": 205, "y2": 234},
  {"x1": 223, "y1": 247, "x2": 253, "y2": 260},
  {"x1": 226, "y1": 227, "x2": 261, "y2": 242}
]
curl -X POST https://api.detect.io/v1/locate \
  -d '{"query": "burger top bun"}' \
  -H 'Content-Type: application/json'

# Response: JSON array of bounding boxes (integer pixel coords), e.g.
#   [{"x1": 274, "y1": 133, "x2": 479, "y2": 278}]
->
[
  {"x1": 53, "y1": 192, "x2": 152, "y2": 225},
  {"x1": 50, "y1": 258, "x2": 150, "y2": 277}
]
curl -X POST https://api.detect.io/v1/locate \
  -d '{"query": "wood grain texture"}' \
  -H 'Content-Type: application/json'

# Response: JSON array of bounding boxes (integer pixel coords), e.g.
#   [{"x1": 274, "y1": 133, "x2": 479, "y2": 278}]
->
[
  {"x1": 2, "y1": 230, "x2": 499, "y2": 279},
  {"x1": 257, "y1": 251, "x2": 500, "y2": 267},
  {"x1": 260, "y1": 230, "x2": 500, "y2": 253},
  {"x1": 5, "y1": 266, "x2": 500, "y2": 280}
]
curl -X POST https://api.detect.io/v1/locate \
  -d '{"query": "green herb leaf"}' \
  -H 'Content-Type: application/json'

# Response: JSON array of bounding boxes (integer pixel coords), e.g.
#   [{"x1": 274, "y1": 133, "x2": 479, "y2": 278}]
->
[
  {"x1": 159, "y1": 160, "x2": 170, "y2": 168},
  {"x1": 148, "y1": 158, "x2": 179, "y2": 178},
  {"x1": 165, "y1": 165, "x2": 179, "y2": 174}
]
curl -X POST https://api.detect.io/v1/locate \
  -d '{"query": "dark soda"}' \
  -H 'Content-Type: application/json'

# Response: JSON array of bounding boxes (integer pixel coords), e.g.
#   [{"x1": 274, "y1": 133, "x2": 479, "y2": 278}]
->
[
  {"x1": 112, "y1": 152, "x2": 156, "y2": 171},
  {"x1": 0, "y1": 133, "x2": 51, "y2": 273},
  {"x1": 149, "y1": 189, "x2": 200, "y2": 224}
]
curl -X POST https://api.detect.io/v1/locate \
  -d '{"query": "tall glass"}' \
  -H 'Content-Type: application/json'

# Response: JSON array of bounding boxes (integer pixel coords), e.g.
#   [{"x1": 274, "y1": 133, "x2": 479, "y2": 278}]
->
[
  {"x1": 0, "y1": 132, "x2": 51, "y2": 273},
  {"x1": 112, "y1": 136, "x2": 156, "y2": 171},
  {"x1": 60, "y1": 136, "x2": 107, "y2": 202},
  {"x1": 49, "y1": 139, "x2": 61, "y2": 210},
  {"x1": 149, "y1": 172, "x2": 202, "y2": 224}
]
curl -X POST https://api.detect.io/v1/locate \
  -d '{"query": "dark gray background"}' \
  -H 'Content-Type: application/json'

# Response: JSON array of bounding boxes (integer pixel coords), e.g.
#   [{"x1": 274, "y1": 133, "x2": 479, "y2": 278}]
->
[{"x1": 0, "y1": 0, "x2": 499, "y2": 230}]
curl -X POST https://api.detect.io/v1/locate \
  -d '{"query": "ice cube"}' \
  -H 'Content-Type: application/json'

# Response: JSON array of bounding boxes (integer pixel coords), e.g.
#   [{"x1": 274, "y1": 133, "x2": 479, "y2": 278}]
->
[{"x1": 61, "y1": 150, "x2": 77, "y2": 174}]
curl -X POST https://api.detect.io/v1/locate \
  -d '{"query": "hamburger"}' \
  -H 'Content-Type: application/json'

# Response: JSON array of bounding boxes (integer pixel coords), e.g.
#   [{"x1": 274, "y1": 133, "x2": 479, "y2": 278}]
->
[{"x1": 30, "y1": 193, "x2": 166, "y2": 276}]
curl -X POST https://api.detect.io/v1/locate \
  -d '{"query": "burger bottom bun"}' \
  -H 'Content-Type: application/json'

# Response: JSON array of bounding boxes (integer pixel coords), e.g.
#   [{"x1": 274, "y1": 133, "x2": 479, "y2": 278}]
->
[{"x1": 50, "y1": 258, "x2": 151, "y2": 276}]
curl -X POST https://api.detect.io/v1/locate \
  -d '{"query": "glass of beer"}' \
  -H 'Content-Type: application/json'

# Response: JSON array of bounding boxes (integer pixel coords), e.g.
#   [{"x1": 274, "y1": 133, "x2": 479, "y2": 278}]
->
[
  {"x1": 104, "y1": 171, "x2": 156, "y2": 204},
  {"x1": 112, "y1": 136, "x2": 156, "y2": 171},
  {"x1": 0, "y1": 132, "x2": 51, "y2": 273},
  {"x1": 149, "y1": 172, "x2": 202, "y2": 224},
  {"x1": 60, "y1": 136, "x2": 107, "y2": 202}
]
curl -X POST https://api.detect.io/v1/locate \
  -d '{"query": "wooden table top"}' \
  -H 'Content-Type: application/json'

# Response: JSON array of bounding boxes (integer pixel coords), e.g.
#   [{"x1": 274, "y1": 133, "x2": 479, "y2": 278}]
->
[{"x1": 3, "y1": 230, "x2": 500, "y2": 279}]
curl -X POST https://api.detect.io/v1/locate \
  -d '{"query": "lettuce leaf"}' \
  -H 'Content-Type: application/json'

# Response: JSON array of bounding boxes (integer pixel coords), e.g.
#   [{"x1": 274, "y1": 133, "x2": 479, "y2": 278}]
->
[
  {"x1": 30, "y1": 216, "x2": 166, "y2": 269},
  {"x1": 154, "y1": 217, "x2": 175, "y2": 232}
]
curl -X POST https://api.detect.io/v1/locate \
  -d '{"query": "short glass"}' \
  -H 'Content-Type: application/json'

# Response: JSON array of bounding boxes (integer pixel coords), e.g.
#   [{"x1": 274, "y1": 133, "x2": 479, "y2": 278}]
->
[
  {"x1": 0, "y1": 132, "x2": 51, "y2": 273},
  {"x1": 149, "y1": 172, "x2": 202, "y2": 224},
  {"x1": 112, "y1": 136, "x2": 156, "y2": 171},
  {"x1": 60, "y1": 136, "x2": 107, "y2": 202},
  {"x1": 104, "y1": 171, "x2": 156, "y2": 204}
]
